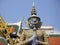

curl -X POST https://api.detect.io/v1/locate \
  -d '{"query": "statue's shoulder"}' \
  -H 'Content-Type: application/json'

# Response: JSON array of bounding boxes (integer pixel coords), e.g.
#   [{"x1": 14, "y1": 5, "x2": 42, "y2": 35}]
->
[
  {"x1": 22, "y1": 30, "x2": 33, "y2": 33},
  {"x1": 21, "y1": 30, "x2": 33, "y2": 36},
  {"x1": 37, "y1": 30, "x2": 44, "y2": 32},
  {"x1": 37, "y1": 30, "x2": 46, "y2": 35}
]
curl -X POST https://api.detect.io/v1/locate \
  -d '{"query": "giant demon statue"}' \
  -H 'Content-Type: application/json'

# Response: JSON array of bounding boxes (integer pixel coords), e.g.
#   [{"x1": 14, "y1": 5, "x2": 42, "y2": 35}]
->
[{"x1": 19, "y1": 2, "x2": 49, "y2": 45}]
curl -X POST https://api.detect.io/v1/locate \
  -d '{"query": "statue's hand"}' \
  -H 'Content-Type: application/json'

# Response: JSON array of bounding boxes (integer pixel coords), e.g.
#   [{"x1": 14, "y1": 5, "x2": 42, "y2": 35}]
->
[
  {"x1": 35, "y1": 39, "x2": 39, "y2": 45},
  {"x1": 29, "y1": 35, "x2": 35, "y2": 42},
  {"x1": 36, "y1": 40, "x2": 39, "y2": 43},
  {"x1": 36, "y1": 40, "x2": 44, "y2": 44},
  {"x1": 31, "y1": 39, "x2": 39, "y2": 45}
]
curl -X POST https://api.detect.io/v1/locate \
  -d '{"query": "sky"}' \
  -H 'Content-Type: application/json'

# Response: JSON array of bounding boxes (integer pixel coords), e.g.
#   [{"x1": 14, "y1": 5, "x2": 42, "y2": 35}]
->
[{"x1": 0, "y1": 0, "x2": 60, "y2": 32}]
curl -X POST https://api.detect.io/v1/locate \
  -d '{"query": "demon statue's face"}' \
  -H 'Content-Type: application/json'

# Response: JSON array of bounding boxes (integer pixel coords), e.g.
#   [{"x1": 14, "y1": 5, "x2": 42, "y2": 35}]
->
[{"x1": 28, "y1": 16, "x2": 42, "y2": 29}]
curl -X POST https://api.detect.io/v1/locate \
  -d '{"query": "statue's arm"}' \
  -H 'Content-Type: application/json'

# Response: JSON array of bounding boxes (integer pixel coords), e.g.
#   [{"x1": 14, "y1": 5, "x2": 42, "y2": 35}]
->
[
  {"x1": 37, "y1": 31, "x2": 49, "y2": 45},
  {"x1": 19, "y1": 31, "x2": 30, "y2": 45}
]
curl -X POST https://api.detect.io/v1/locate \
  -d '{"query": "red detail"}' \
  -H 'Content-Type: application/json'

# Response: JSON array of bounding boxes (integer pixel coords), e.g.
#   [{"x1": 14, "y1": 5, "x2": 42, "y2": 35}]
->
[
  {"x1": 0, "y1": 41, "x2": 3, "y2": 45},
  {"x1": 49, "y1": 37, "x2": 60, "y2": 45}
]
